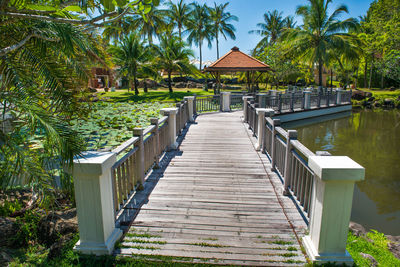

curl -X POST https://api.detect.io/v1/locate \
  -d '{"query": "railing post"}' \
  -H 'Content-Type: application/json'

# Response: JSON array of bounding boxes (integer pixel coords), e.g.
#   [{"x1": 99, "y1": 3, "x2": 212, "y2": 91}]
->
[
  {"x1": 283, "y1": 130, "x2": 297, "y2": 195},
  {"x1": 278, "y1": 93, "x2": 282, "y2": 113},
  {"x1": 160, "y1": 108, "x2": 179, "y2": 150},
  {"x1": 133, "y1": 128, "x2": 145, "y2": 185},
  {"x1": 301, "y1": 91, "x2": 305, "y2": 110},
  {"x1": 336, "y1": 89, "x2": 342, "y2": 105},
  {"x1": 150, "y1": 118, "x2": 160, "y2": 168},
  {"x1": 303, "y1": 156, "x2": 365, "y2": 264},
  {"x1": 271, "y1": 118, "x2": 281, "y2": 171},
  {"x1": 252, "y1": 103, "x2": 259, "y2": 136},
  {"x1": 221, "y1": 92, "x2": 231, "y2": 112},
  {"x1": 73, "y1": 152, "x2": 122, "y2": 255},
  {"x1": 290, "y1": 92, "x2": 294, "y2": 112},
  {"x1": 193, "y1": 94, "x2": 197, "y2": 115},
  {"x1": 256, "y1": 108, "x2": 274, "y2": 151},
  {"x1": 326, "y1": 90, "x2": 330, "y2": 106},
  {"x1": 243, "y1": 96, "x2": 253, "y2": 123},
  {"x1": 175, "y1": 102, "x2": 182, "y2": 134},
  {"x1": 317, "y1": 91, "x2": 321, "y2": 108},
  {"x1": 258, "y1": 93, "x2": 267, "y2": 108},
  {"x1": 304, "y1": 91, "x2": 311, "y2": 109},
  {"x1": 184, "y1": 96, "x2": 195, "y2": 122}
]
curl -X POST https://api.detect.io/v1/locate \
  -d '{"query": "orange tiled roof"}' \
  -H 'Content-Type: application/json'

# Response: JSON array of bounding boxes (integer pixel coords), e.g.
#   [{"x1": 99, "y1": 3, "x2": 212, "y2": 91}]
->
[{"x1": 205, "y1": 47, "x2": 271, "y2": 72}]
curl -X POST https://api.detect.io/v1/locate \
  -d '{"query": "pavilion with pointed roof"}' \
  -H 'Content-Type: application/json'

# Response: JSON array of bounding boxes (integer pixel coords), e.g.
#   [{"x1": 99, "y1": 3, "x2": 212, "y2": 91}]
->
[{"x1": 203, "y1": 46, "x2": 272, "y2": 91}]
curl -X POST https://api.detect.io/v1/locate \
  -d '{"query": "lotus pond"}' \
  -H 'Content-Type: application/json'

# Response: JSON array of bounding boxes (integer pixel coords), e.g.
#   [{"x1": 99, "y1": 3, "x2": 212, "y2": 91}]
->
[{"x1": 71, "y1": 102, "x2": 174, "y2": 151}]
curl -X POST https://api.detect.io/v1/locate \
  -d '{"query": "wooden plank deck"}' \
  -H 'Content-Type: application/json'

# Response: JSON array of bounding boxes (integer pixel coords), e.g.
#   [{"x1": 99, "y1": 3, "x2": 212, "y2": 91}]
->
[{"x1": 116, "y1": 111, "x2": 308, "y2": 266}]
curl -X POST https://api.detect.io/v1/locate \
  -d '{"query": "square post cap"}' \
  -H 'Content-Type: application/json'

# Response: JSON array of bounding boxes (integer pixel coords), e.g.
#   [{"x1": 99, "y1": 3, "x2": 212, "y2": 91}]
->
[
  {"x1": 160, "y1": 107, "x2": 178, "y2": 115},
  {"x1": 256, "y1": 108, "x2": 274, "y2": 116},
  {"x1": 243, "y1": 96, "x2": 254, "y2": 100},
  {"x1": 221, "y1": 92, "x2": 231, "y2": 95},
  {"x1": 73, "y1": 151, "x2": 116, "y2": 176},
  {"x1": 184, "y1": 96, "x2": 195, "y2": 100},
  {"x1": 309, "y1": 156, "x2": 365, "y2": 181}
]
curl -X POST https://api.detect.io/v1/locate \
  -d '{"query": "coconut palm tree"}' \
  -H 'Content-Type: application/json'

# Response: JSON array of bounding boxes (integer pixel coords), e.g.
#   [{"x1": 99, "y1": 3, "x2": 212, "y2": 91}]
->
[
  {"x1": 166, "y1": 0, "x2": 191, "y2": 41},
  {"x1": 109, "y1": 33, "x2": 154, "y2": 95},
  {"x1": 130, "y1": 5, "x2": 168, "y2": 44},
  {"x1": 249, "y1": 10, "x2": 286, "y2": 52},
  {"x1": 152, "y1": 36, "x2": 196, "y2": 92},
  {"x1": 0, "y1": 20, "x2": 97, "y2": 198},
  {"x1": 283, "y1": 0, "x2": 358, "y2": 86},
  {"x1": 185, "y1": 2, "x2": 213, "y2": 70},
  {"x1": 209, "y1": 2, "x2": 238, "y2": 59}
]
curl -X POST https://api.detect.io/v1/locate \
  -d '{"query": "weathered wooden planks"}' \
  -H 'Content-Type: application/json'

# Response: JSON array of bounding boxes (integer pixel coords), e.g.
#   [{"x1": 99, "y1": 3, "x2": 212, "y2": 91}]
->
[{"x1": 116, "y1": 111, "x2": 307, "y2": 266}]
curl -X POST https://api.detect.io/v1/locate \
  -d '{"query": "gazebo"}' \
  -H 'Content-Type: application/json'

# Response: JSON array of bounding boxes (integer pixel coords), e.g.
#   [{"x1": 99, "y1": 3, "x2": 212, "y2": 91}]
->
[{"x1": 203, "y1": 47, "x2": 272, "y2": 92}]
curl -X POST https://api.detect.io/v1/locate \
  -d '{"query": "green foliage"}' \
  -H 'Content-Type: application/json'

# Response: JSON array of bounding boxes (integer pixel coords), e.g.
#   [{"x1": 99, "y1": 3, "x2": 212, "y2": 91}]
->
[
  {"x1": 152, "y1": 36, "x2": 197, "y2": 92},
  {"x1": 0, "y1": 199, "x2": 23, "y2": 216},
  {"x1": 347, "y1": 230, "x2": 400, "y2": 266},
  {"x1": 13, "y1": 210, "x2": 41, "y2": 247},
  {"x1": 108, "y1": 33, "x2": 156, "y2": 95}
]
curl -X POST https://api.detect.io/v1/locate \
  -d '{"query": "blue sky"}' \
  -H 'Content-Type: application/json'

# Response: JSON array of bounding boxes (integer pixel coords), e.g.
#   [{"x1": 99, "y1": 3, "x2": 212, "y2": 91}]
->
[{"x1": 167, "y1": 0, "x2": 375, "y2": 63}]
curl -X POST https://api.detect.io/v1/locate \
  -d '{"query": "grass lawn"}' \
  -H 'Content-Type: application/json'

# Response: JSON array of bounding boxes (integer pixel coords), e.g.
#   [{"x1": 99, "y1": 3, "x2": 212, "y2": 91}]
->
[{"x1": 99, "y1": 88, "x2": 214, "y2": 103}]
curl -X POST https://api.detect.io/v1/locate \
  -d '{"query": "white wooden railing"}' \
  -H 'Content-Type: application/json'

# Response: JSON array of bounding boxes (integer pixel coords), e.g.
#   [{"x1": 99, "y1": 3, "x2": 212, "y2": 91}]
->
[
  {"x1": 245, "y1": 97, "x2": 365, "y2": 264},
  {"x1": 72, "y1": 96, "x2": 194, "y2": 255}
]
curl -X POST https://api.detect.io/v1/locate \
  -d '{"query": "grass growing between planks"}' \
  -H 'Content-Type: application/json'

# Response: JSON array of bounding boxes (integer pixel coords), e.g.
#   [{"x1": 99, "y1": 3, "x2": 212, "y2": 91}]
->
[
  {"x1": 346, "y1": 230, "x2": 400, "y2": 267},
  {"x1": 6, "y1": 233, "x2": 227, "y2": 267}
]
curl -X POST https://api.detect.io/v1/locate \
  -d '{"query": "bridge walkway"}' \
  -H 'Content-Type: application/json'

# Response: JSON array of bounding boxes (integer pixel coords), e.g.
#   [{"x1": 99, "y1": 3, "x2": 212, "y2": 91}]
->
[{"x1": 116, "y1": 111, "x2": 307, "y2": 266}]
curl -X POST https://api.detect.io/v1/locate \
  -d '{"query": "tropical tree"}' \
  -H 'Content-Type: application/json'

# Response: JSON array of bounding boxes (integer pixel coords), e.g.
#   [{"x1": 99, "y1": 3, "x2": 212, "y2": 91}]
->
[
  {"x1": 0, "y1": 20, "x2": 99, "y2": 199},
  {"x1": 209, "y1": 2, "x2": 238, "y2": 59},
  {"x1": 166, "y1": 0, "x2": 191, "y2": 41},
  {"x1": 249, "y1": 10, "x2": 286, "y2": 52},
  {"x1": 109, "y1": 33, "x2": 154, "y2": 95},
  {"x1": 131, "y1": 5, "x2": 168, "y2": 44},
  {"x1": 152, "y1": 36, "x2": 196, "y2": 92},
  {"x1": 283, "y1": 0, "x2": 358, "y2": 86},
  {"x1": 185, "y1": 2, "x2": 213, "y2": 70}
]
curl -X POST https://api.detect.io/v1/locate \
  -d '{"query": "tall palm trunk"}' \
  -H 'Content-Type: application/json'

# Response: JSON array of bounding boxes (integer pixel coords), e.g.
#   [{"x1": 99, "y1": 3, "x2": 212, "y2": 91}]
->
[
  {"x1": 364, "y1": 58, "x2": 368, "y2": 88},
  {"x1": 168, "y1": 71, "x2": 173, "y2": 93},
  {"x1": 199, "y1": 41, "x2": 202, "y2": 70},
  {"x1": 318, "y1": 58, "x2": 323, "y2": 87},
  {"x1": 216, "y1": 31, "x2": 219, "y2": 59},
  {"x1": 178, "y1": 26, "x2": 182, "y2": 41},
  {"x1": 133, "y1": 73, "x2": 139, "y2": 95}
]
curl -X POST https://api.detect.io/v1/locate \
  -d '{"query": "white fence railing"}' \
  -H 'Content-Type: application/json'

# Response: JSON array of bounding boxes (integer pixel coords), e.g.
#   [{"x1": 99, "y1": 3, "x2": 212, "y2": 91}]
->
[{"x1": 245, "y1": 98, "x2": 365, "y2": 264}]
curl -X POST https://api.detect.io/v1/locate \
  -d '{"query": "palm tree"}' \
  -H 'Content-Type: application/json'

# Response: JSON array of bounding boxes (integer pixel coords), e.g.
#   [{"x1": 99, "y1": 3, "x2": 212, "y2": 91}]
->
[
  {"x1": 152, "y1": 36, "x2": 196, "y2": 92},
  {"x1": 109, "y1": 33, "x2": 153, "y2": 95},
  {"x1": 249, "y1": 10, "x2": 286, "y2": 52},
  {"x1": 209, "y1": 2, "x2": 238, "y2": 59},
  {"x1": 103, "y1": 16, "x2": 135, "y2": 44},
  {"x1": 185, "y1": 2, "x2": 213, "y2": 70},
  {"x1": 0, "y1": 20, "x2": 95, "y2": 198},
  {"x1": 131, "y1": 5, "x2": 168, "y2": 44},
  {"x1": 166, "y1": 0, "x2": 191, "y2": 41},
  {"x1": 283, "y1": 0, "x2": 358, "y2": 86}
]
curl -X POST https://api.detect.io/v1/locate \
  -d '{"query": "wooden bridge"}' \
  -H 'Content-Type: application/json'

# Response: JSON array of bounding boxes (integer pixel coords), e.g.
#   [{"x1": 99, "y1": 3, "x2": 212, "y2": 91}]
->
[
  {"x1": 118, "y1": 112, "x2": 307, "y2": 265},
  {"x1": 72, "y1": 92, "x2": 364, "y2": 265}
]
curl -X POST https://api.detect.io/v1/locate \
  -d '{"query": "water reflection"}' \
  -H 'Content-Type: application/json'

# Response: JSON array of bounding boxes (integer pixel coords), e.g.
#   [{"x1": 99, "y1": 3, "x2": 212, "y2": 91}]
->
[{"x1": 284, "y1": 110, "x2": 400, "y2": 235}]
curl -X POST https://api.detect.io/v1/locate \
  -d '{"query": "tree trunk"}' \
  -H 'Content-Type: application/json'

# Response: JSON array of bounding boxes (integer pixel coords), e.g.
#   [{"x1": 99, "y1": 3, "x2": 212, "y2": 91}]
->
[
  {"x1": 168, "y1": 71, "x2": 173, "y2": 93},
  {"x1": 354, "y1": 66, "x2": 359, "y2": 89},
  {"x1": 364, "y1": 58, "x2": 368, "y2": 89},
  {"x1": 133, "y1": 73, "x2": 139, "y2": 95},
  {"x1": 330, "y1": 69, "x2": 333, "y2": 89},
  {"x1": 144, "y1": 80, "x2": 148, "y2": 93},
  {"x1": 216, "y1": 32, "x2": 219, "y2": 59},
  {"x1": 369, "y1": 59, "x2": 373, "y2": 89},
  {"x1": 178, "y1": 26, "x2": 182, "y2": 41},
  {"x1": 199, "y1": 40, "x2": 202, "y2": 70},
  {"x1": 318, "y1": 58, "x2": 323, "y2": 87},
  {"x1": 381, "y1": 71, "x2": 384, "y2": 89}
]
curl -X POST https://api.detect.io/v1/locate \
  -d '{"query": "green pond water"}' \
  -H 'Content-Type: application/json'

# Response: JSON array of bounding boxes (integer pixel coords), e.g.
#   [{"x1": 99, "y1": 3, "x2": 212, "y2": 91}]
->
[{"x1": 284, "y1": 109, "x2": 400, "y2": 235}]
